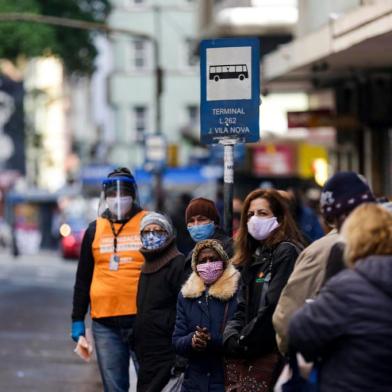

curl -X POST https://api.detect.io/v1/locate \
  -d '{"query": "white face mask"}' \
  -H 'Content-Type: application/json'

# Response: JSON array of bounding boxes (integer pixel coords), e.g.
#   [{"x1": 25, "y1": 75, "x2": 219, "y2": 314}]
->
[
  {"x1": 247, "y1": 215, "x2": 280, "y2": 241},
  {"x1": 106, "y1": 196, "x2": 133, "y2": 219}
]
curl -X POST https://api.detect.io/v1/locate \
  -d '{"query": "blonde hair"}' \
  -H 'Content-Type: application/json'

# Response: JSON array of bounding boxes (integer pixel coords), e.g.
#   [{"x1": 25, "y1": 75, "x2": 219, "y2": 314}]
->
[{"x1": 341, "y1": 203, "x2": 392, "y2": 266}]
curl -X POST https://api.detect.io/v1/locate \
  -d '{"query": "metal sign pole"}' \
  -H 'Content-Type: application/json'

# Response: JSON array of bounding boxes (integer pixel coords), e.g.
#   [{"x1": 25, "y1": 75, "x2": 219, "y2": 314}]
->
[
  {"x1": 144, "y1": 134, "x2": 166, "y2": 211},
  {"x1": 220, "y1": 138, "x2": 236, "y2": 236}
]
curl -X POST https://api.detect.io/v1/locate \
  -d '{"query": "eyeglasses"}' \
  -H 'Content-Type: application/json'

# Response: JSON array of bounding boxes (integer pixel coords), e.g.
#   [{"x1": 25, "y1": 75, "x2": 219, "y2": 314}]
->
[
  {"x1": 141, "y1": 230, "x2": 167, "y2": 236},
  {"x1": 197, "y1": 256, "x2": 220, "y2": 264}
]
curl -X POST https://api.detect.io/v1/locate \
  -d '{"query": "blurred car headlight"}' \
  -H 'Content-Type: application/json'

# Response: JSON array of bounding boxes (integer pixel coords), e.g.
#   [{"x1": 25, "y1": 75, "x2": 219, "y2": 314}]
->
[{"x1": 60, "y1": 223, "x2": 72, "y2": 237}]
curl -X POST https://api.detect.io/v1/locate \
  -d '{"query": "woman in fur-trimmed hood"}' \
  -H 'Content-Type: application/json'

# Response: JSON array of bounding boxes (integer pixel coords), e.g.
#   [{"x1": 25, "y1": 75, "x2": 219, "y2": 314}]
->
[{"x1": 172, "y1": 239, "x2": 240, "y2": 392}]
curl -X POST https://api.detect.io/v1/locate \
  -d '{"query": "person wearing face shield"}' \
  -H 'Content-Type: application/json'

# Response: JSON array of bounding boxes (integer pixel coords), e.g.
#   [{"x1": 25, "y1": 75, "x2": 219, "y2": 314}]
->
[
  {"x1": 133, "y1": 212, "x2": 186, "y2": 392},
  {"x1": 71, "y1": 167, "x2": 147, "y2": 392},
  {"x1": 184, "y1": 197, "x2": 233, "y2": 278},
  {"x1": 222, "y1": 189, "x2": 306, "y2": 391}
]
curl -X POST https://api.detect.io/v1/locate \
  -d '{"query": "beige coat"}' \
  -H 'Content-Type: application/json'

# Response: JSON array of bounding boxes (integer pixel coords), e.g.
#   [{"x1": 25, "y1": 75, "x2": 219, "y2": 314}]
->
[{"x1": 272, "y1": 230, "x2": 339, "y2": 354}]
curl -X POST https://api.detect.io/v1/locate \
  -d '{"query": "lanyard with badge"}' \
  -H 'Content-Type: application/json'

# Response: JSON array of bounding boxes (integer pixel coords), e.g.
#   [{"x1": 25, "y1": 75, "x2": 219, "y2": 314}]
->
[{"x1": 109, "y1": 220, "x2": 126, "y2": 271}]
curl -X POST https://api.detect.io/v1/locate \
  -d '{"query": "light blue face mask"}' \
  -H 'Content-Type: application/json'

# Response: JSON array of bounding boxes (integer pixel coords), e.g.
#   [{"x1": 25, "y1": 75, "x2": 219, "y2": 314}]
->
[
  {"x1": 141, "y1": 231, "x2": 168, "y2": 250},
  {"x1": 188, "y1": 222, "x2": 215, "y2": 242}
]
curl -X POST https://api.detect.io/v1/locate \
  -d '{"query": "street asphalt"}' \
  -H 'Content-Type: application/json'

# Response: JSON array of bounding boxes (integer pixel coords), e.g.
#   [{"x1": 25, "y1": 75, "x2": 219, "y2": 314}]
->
[{"x1": 0, "y1": 248, "x2": 137, "y2": 391}]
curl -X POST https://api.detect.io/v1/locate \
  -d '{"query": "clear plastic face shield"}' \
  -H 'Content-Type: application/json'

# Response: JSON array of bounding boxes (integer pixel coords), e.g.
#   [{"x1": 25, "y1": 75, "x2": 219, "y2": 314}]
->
[{"x1": 98, "y1": 177, "x2": 139, "y2": 221}]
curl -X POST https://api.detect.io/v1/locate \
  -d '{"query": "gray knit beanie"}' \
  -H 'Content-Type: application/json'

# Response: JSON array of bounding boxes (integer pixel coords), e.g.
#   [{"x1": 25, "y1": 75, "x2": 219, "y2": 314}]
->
[{"x1": 140, "y1": 212, "x2": 173, "y2": 236}]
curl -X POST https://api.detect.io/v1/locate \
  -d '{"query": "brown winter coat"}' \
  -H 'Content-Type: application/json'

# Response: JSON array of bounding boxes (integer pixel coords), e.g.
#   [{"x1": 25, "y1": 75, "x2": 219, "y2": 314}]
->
[{"x1": 272, "y1": 230, "x2": 339, "y2": 354}]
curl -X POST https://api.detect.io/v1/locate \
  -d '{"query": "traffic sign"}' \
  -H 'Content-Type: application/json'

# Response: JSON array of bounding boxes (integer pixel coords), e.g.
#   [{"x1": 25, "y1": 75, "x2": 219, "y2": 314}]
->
[
  {"x1": 200, "y1": 38, "x2": 260, "y2": 144},
  {"x1": 144, "y1": 134, "x2": 167, "y2": 172}
]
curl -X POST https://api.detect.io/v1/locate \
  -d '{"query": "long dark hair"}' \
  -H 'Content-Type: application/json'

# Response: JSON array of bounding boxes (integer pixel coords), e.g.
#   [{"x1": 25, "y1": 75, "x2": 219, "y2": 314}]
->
[{"x1": 232, "y1": 189, "x2": 305, "y2": 266}]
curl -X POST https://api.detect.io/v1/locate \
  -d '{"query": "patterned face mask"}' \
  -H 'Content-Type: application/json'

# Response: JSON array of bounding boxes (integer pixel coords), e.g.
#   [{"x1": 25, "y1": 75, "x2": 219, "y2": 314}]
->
[
  {"x1": 196, "y1": 261, "x2": 224, "y2": 285},
  {"x1": 141, "y1": 231, "x2": 168, "y2": 250}
]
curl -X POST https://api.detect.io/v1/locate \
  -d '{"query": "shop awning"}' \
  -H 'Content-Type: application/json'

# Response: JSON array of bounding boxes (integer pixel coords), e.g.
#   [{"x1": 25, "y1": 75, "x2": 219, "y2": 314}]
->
[{"x1": 262, "y1": 2, "x2": 392, "y2": 91}]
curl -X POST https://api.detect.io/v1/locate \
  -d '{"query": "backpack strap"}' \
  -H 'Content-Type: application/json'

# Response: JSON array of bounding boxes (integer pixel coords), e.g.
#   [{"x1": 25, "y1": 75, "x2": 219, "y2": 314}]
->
[
  {"x1": 280, "y1": 241, "x2": 303, "y2": 256},
  {"x1": 258, "y1": 242, "x2": 301, "y2": 311}
]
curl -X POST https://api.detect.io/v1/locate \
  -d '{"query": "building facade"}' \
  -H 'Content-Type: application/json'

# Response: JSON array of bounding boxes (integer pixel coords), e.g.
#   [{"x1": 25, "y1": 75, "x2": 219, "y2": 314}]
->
[
  {"x1": 108, "y1": 0, "x2": 200, "y2": 168},
  {"x1": 263, "y1": 0, "x2": 392, "y2": 196}
]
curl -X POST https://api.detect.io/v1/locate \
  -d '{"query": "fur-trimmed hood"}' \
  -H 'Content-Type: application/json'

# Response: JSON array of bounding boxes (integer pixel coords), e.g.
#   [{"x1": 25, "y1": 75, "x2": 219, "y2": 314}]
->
[{"x1": 181, "y1": 263, "x2": 240, "y2": 301}]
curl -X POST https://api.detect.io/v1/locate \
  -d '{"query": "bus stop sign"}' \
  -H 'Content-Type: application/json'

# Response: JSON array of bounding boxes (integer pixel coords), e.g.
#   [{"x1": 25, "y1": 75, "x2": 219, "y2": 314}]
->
[{"x1": 200, "y1": 38, "x2": 260, "y2": 144}]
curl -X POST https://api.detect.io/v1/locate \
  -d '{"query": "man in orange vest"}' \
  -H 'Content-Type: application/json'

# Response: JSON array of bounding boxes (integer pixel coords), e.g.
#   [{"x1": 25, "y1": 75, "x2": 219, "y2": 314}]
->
[{"x1": 71, "y1": 167, "x2": 147, "y2": 391}]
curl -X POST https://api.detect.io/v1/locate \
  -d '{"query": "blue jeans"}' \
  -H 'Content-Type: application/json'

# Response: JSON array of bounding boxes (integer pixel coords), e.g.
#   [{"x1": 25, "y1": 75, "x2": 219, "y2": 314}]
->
[{"x1": 92, "y1": 320, "x2": 138, "y2": 392}]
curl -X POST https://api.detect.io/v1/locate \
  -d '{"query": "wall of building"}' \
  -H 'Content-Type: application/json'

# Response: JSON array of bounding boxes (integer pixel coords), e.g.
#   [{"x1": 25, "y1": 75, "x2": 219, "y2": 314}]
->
[
  {"x1": 24, "y1": 58, "x2": 68, "y2": 191},
  {"x1": 91, "y1": 36, "x2": 115, "y2": 151},
  {"x1": 108, "y1": 0, "x2": 200, "y2": 167},
  {"x1": 296, "y1": 0, "x2": 361, "y2": 37}
]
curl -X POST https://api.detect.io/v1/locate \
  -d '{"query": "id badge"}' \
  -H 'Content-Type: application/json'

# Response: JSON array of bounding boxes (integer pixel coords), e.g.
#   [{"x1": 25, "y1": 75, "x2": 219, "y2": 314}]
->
[{"x1": 109, "y1": 254, "x2": 120, "y2": 271}]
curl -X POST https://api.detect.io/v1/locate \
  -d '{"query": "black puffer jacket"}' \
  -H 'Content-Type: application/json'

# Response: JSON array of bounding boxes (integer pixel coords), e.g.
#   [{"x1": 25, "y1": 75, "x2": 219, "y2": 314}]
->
[
  {"x1": 223, "y1": 241, "x2": 300, "y2": 358},
  {"x1": 289, "y1": 255, "x2": 392, "y2": 392}
]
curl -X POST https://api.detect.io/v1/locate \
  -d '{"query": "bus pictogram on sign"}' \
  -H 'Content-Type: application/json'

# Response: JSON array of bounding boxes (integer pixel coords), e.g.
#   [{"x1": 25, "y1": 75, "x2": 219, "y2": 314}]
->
[
  {"x1": 200, "y1": 37, "x2": 260, "y2": 143},
  {"x1": 209, "y1": 64, "x2": 249, "y2": 82}
]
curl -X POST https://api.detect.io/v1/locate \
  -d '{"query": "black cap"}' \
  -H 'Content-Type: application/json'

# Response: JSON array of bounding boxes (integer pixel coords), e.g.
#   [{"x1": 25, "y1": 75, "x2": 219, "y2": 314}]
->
[
  {"x1": 107, "y1": 167, "x2": 134, "y2": 180},
  {"x1": 103, "y1": 167, "x2": 137, "y2": 197}
]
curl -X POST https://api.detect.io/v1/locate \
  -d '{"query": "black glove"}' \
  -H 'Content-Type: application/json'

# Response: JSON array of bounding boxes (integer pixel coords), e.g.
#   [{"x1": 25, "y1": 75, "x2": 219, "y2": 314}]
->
[{"x1": 172, "y1": 355, "x2": 188, "y2": 375}]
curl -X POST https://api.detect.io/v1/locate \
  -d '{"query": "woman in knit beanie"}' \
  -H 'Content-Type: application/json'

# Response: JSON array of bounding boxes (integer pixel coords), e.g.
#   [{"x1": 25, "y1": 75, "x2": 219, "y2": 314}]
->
[
  {"x1": 134, "y1": 212, "x2": 186, "y2": 392},
  {"x1": 173, "y1": 239, "x2": 240, "y2": 391}
]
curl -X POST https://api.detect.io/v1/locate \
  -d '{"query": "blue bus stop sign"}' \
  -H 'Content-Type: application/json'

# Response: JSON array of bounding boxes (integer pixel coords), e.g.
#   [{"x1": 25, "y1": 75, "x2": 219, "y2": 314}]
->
[{"x1": 200, "y1": 38, "x2": 260, "y2": 145}]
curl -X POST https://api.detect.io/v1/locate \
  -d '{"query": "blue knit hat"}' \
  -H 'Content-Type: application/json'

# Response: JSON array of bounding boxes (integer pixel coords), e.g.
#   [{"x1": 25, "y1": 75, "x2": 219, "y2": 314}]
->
[{"x1": 320, "y1": 171, "x2": 375, "y2": 221}]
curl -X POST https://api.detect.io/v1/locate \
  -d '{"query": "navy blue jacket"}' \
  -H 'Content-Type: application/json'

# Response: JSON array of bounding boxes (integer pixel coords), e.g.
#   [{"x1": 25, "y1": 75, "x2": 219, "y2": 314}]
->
[
  {"x1": 289, "y1": 255, "x2": 392, "y2": 392},
  {"x1": 173, "y1": 264, "x2": 239, "y2": 392}
]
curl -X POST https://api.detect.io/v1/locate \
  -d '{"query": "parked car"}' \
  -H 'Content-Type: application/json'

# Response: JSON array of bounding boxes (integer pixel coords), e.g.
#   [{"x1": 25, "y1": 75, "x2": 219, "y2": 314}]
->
[
  {"x1": 59, "y1": 217, "x2": 86, "y2": 259},
  {"x1": 57, "y1": 196, "x2": 98, "y2": 260}
]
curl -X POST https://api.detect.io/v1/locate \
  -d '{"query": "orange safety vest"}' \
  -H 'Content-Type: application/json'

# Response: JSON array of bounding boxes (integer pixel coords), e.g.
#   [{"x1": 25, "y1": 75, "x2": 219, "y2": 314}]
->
[{"x1": 90, "y1": 211, "x2": 147, "y2": 318}]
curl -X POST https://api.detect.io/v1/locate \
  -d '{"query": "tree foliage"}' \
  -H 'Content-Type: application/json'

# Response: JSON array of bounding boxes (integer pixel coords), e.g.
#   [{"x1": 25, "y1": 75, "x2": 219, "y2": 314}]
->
[{"x1": 0, "y1": 0, "x2": 111, "y2": 74}]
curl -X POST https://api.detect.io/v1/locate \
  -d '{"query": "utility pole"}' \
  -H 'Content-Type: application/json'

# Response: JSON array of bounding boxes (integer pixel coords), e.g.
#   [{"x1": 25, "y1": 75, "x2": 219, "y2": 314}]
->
[
  {"x1": 152, "y1": 6, "x2": 165, "y2": 211},
  {"x1": 220, "y1": 139, "x2": 236, "y2": 236}
]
